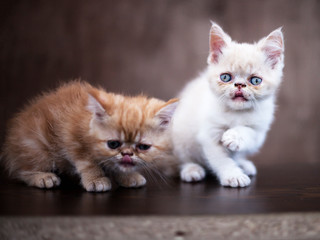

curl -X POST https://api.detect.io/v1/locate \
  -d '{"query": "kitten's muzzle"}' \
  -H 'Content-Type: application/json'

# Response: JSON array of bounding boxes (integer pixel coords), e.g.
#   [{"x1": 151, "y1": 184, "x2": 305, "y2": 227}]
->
[
  {"x1": 233, "y1": 90, "x2": 248, "y2": 101},
  {"x1": 119, "y1": 154, "x2": 136, "y2": 167},
  {"x1": 120, "y1": 149, "x2": 135, "y2": 166}
]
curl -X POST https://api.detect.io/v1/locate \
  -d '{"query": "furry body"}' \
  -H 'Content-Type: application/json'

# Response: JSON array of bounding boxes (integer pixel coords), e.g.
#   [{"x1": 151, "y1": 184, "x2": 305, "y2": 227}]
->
[
  {"x1": 172, "y1": 23, "x2": 284, "y2": 187},
  {"x1": 3, "y1": 82, "x2": 178, "y2": 191}
]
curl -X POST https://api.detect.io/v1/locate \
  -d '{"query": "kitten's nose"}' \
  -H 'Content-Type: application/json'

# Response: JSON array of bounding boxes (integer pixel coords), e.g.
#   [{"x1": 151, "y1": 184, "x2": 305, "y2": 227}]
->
[
  {"x1": 121, "y1": 150, "x2": 133, "y2": 156},
  {"x1": 234, "y1": 83, "x2": 246, "y2": 89}
]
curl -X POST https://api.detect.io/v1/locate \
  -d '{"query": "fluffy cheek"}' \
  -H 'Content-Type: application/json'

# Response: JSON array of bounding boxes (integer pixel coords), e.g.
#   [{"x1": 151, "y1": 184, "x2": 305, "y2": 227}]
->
[
  {"x1": 93, "y1": 142, "x2": 120, "y2": 159},
  {"x1": 136, "y1": 148, "x2": 161, "y2": 163},
  {"x1": 210, "y1": 80, "x2": 246, "y2": 100},
  {"x1": 251, "y1": 83, "x2": 275, "y2": 100},
  {"x1": 209, "y1": 79, "x2": 226, "y2": 96},
  {"x1": 136, "y1": 142, "x2": 172, "y2": 165}
]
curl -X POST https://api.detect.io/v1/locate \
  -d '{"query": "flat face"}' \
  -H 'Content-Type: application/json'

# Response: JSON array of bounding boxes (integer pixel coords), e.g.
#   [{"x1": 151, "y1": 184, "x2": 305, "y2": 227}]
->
[
  {"x1": 88, "y1": 93, "x2": 172, "y2": 172},
  {"x1": 0, "y1": 163, "x2": 320, "y2": 216},
  {"x1": 207, "y1": 42, "x2": 283, "y2": 111}
]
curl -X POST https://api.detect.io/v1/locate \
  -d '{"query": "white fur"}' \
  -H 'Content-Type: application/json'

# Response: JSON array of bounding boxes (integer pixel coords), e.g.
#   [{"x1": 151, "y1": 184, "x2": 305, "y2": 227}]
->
[{"x1": 172, "y1": 23, "x2": 284, "y2": 187}]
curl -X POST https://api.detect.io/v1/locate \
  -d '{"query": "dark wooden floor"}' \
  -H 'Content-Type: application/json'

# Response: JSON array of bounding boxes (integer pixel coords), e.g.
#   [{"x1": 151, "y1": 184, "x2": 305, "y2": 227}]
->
[{"x1": 0, "y1": 163, "x2": 320, "y2": 216}]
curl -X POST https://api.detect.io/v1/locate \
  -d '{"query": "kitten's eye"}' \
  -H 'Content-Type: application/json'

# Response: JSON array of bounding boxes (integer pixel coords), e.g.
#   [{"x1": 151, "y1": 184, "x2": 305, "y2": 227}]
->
[
  {"x1": 107, "y1": 140, "x2": 122, "y2": 149},
  {"x1": 137, "y1": 144, "x2": 151, "y2": 151},
  {"x1": 220, "y1": 73, "x2": 232, "y2": 82},
  {"x1": 250, "y1": 76, "x2": 262, "y2": 85}
]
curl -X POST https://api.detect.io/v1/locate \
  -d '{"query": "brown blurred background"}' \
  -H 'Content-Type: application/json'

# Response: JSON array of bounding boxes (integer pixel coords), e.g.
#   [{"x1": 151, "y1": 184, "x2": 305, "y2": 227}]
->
[{"x1": 1, "y1": 0, "x2": 319, "y2": 165}]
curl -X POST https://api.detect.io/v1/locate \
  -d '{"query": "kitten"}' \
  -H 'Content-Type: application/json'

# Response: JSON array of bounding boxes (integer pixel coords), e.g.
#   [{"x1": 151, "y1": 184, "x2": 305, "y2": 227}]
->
[
  {"x1": 171, "y1": 22, "x2": 284, "y2": 187},
  {"x1": 2, "y1": 81, "x2": 178, "y2": 192}
]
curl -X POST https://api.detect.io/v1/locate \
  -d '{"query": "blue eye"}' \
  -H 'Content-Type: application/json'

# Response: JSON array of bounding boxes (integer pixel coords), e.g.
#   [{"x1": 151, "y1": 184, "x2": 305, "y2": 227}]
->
[
  {"x1": 250, "y1": 76, "x2": 262, "y2": 85},
  {"x1": 220, "y1": 73, "x2": 232, "y2": 82}
]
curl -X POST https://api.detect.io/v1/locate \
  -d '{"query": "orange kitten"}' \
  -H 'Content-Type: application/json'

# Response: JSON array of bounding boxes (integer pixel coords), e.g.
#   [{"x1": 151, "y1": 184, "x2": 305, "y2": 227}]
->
[{"x1": 2, "y1": 81, "x2": 178, "y2": 192}]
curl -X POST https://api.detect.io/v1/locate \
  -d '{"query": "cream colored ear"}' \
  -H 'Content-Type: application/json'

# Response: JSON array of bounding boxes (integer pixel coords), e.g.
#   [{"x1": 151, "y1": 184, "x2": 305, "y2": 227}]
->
[
  {"x1": 155, "y1": 99, "x2": 179, "y2": 128},
  {"x1": 259, "y1": 28, "x2": 284, "y2": 68},
  {"x1": 87, "y1": 94, "x2": 108, "y2": 120},
  {"x1": 208, "y1": 22, "x2": 232, "y2": 64}
]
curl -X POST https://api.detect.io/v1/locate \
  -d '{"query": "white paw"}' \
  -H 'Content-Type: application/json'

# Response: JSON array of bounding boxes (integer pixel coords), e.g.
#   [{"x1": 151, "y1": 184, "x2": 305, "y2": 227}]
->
[
  {"x1": 29, "y1": 172, "x2": 61, "y2": 189},
  {"x1": 84, "y1": 177, "x2": 111, "y2": 192},
  {"x1": 220, "y1": 168, "x2": 251, "y2": 188},
  {"x1": 238, "y1": 159, "x2": 257, "y2": 176},
  {"x1": 118, "y1": 173, "x2": 147, "y2": 188},
  {"x1": 180, "y1": 163, "x2": 206, "y2": 182},
  {"x1": 221, "y1": 129, "x2": 245, "y2": 152}
]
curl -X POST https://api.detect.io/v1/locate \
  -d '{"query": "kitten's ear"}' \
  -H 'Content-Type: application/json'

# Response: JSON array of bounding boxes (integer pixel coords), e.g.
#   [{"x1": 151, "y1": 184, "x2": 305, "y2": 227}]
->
[
  {"x1": 259, "y1": 28, "x2": 284, "y2": 69},
  {"x1": 87, "y1": 94, "x2": 108, "y2": 120},
  {"x1": 155, "y1": 99, "x2": 179, "y2": 129},
  {"x1": 208, "y1": 22, "x2": 232, "y2": 64}
]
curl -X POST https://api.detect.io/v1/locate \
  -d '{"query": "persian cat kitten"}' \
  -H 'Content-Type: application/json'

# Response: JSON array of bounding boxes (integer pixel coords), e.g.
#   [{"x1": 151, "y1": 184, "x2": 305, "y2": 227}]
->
[
  {"x1": 172, "y1": 22, "x2": 284, "y2": 187},
  {"x1": 2, "y1": 82, "x2": 178, "y2": 192}
]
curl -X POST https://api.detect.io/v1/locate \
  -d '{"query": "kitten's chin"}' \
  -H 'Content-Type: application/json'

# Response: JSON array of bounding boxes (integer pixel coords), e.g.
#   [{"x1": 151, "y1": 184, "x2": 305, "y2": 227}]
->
[
  {"x1": 226, "y1": 99, "x2": 254, "y2": 111},
  {"x1": 116, "y1": 155, "x2": 140, "y2": 173},
  {"x1": 117, "y1": 164, "x2": 137, "y2": 173}
]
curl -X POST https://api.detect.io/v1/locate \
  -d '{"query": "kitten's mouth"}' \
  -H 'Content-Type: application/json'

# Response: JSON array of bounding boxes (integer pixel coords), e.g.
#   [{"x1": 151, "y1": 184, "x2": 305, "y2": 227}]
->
[
  {"x1": 119, "y1": 155, "x2": 136, "y2": 168},
  {"x1": 232, "y1": 91, "x2": 248, "y2": 101}
]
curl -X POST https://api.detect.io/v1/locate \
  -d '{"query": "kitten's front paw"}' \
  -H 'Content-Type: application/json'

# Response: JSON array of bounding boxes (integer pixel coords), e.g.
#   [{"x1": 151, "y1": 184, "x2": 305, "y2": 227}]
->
[
  {"x1": 117, "y1": 173, "x2": 146, "y2": 188},
  {"x1": 237, "y1": 159, "x2": 257, "y2": 176},
  {"x1": 221, "y1": 129, "x2": 245, "y2": 152},
  {"x1": 83, "y1": 177, "x2": 111, "y2": 192},
  {"x1": 180, "y1": 163, "x2": 206, "y2": 182},
  {"x1": 219, "y1": 168, "x2": 251, "y2": 188},
  {"x1": 27, "y1": 172, "x2": 61, "y2": 189}
]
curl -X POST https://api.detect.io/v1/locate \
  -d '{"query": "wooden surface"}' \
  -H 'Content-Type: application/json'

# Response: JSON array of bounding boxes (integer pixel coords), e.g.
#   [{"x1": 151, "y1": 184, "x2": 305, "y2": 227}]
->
[
  {"x1": 0, "y1": 163, "x2": 319, "y2": 216},
  {"x1": 1, "y1": 0, "x2": 320, "y2": 166}
]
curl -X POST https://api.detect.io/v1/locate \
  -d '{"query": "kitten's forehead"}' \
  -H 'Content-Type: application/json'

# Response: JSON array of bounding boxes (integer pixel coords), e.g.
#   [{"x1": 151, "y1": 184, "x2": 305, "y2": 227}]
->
[
  {"x1": 99, "y1": 94, "x2": 164, "y2": 142},
  {"x1": 119, "y1": 130, "x2": 141, "y2": 143},
  {"x1": 220, "y1": 43, "x2": 264, "y2": 74}
]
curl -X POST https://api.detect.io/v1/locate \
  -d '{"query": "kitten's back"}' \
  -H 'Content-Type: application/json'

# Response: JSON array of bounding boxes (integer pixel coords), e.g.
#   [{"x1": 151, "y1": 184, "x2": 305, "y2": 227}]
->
[{"x1": 2, "y1": 81, "x2": 95, "y2": 175}]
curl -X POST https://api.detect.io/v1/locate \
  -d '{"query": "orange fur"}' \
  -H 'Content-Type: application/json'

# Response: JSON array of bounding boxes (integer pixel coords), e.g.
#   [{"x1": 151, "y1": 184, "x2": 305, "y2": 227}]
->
[{"x1": 2, "y1": 81, "x2": 178, "y2": 191}]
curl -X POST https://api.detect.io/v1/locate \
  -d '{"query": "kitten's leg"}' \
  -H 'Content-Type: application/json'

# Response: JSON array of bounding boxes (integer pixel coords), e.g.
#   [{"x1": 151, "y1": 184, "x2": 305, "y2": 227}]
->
[
  {"x1": 18, "y1": 171, "x2": 61, "y2": 189},
  {"x1": 221, "y1": 126, "x2": 261, "y2": 152},
  {"x1": 236, "y1": 158, "x2": 257, "y2": 176},
  {"x1": 74, "y1": 161, "x2": 111, "y2": 192},
  {"x1": 180, "y1": 163, "x2": 206, "y2": 182},
  {"x1": 202, "y1": 141, "x2": 250, "y2": 187},
  {"x1": 174, "y1": 145, "x2": 206, "y2": 182},
  {"x1": 115, "y1": 171, "x2": 146, "y2": 188},
  {"x1": 216, "y1": 159, "x2": 250, "y2": 187}
]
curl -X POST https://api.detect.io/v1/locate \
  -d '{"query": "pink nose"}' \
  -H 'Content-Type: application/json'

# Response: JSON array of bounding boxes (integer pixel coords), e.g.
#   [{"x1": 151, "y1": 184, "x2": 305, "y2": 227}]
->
[
  {"x1": 121, "y1": 151, "x2": 133, "y2": 156},
  {"x1": 234, "y1": 83, "x2": 246, "y2": 89}
]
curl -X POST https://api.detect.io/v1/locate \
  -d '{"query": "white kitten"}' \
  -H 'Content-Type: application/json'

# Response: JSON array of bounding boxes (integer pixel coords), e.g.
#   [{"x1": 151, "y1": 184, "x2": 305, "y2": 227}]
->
[{"x1": 172, "y1": 22, "x2": 284, "y2": 187}]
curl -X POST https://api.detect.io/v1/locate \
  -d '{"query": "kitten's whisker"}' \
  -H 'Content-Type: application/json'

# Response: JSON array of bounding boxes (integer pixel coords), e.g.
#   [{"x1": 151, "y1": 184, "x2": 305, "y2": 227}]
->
[
  {"x1": 139, "y1": 162, "x2": 159, "y2": 183},
  {"x1": 218, "y1": 92, "x2": 229, "y2": 103},
  {"x1": 138, "y1": 162, "x2": 160, "y2": 184},
  {"x1": 99, "y1": 157, "x2": 115, "y2": 166},
  {"x1": 140, "y1": 161, "x2": 170, "y2": 186}
]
